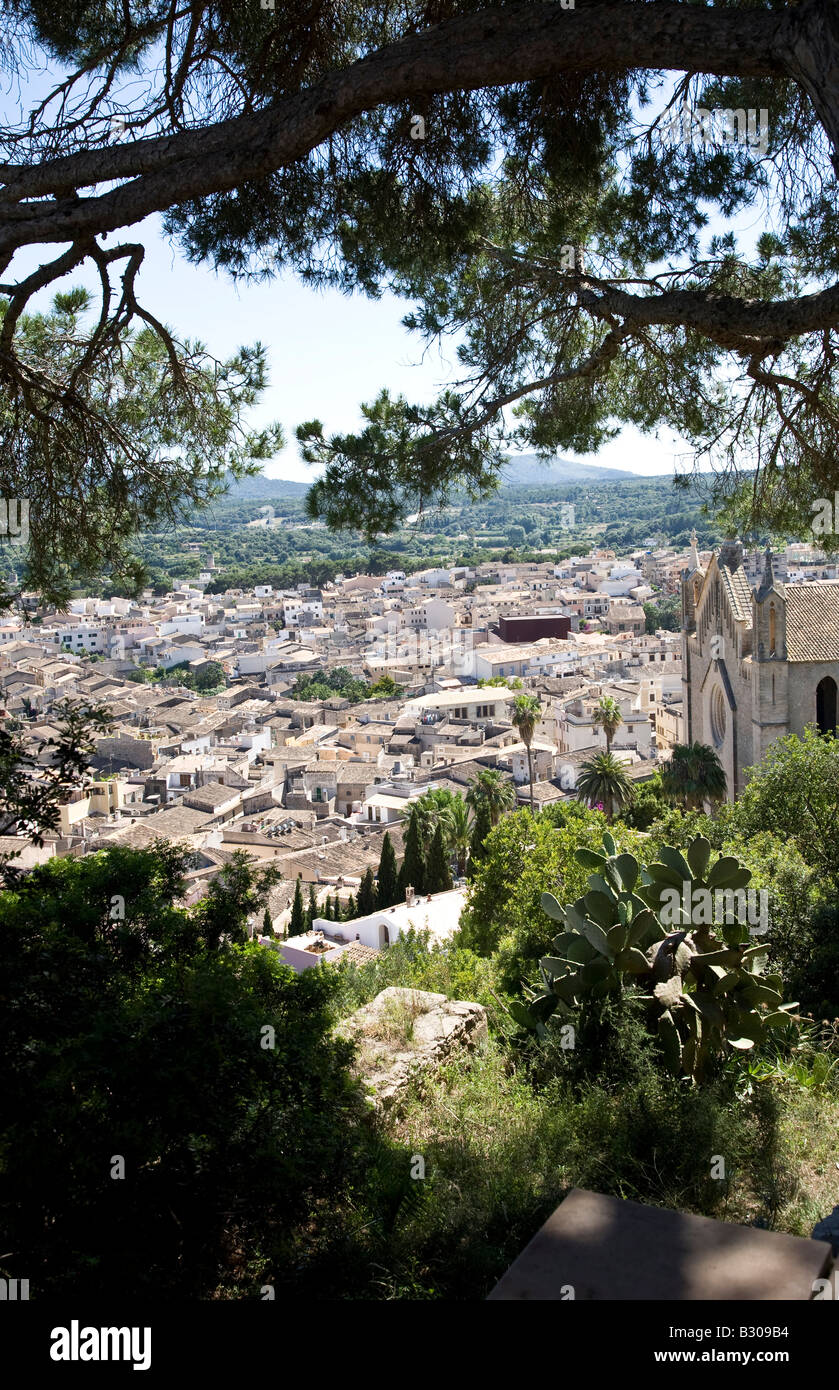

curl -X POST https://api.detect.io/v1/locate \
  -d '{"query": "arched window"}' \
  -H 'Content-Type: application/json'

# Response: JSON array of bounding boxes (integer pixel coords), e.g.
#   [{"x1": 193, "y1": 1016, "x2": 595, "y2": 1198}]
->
[
  {"x1": 817, "y1": 677, "x2": 838, "y2": 736},
  {"x1": 769, "y1": 603, "x2": 776, "y2": 657}
]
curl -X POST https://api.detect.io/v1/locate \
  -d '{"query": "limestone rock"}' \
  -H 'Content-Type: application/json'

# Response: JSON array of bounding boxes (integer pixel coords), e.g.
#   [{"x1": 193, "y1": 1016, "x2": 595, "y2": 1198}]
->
[{"x1": 337, "y1": 986, "x2": 488, "y2": 1112}]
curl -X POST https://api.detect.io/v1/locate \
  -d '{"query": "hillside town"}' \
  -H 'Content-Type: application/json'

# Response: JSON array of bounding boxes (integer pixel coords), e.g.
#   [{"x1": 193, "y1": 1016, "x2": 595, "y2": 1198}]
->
[{"x1": 3, "y1": 530, "x2": 838, "y2": 967}]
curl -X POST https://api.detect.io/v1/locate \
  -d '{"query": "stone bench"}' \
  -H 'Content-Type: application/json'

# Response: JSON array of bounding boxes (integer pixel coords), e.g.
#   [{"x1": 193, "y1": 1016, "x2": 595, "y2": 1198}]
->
[{"x1": 488, "y1": 1188, "x2": 834, "y2": 1300}]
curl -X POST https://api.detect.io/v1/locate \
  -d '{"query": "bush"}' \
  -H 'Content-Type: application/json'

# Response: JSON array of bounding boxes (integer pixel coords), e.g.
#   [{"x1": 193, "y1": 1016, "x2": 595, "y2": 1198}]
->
[
  {"x1": 0, "y1": 846, "x2": 366, "y2": 1298},
  {"x1": 301, "y1": 1030, "x2": 792, "y2": 1299},
  {"x1": 331, "y1": 929, "x2": 500, "y2": 1019},
  {"x1": 771, "y1": 903, "x2": 839, "y2": 1021},
  {"x1": 459, "y1": 809, "x2": 648, "y2": 993}
]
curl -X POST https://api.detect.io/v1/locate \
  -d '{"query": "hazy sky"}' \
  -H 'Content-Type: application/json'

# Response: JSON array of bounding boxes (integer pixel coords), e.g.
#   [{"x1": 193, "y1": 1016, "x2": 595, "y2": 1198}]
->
[{"x1": 134, "y1": 217, "x2": 693, "y2": 482}]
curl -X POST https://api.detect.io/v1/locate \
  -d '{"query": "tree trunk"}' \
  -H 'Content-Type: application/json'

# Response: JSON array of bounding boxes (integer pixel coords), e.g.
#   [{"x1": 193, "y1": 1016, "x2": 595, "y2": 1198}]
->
[
  {"x1": 2, "y1": 2, "x2": 827, "y2": 254},
  {"x1": 526, "y1": 743, "x2": 535, "y2": 812}
]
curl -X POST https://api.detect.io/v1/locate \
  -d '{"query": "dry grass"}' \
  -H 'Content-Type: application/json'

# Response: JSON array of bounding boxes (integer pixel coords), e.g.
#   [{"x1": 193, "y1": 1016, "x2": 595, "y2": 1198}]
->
[{"x1": 364, "y1": 991, "x2": 427, "y2": 1049}]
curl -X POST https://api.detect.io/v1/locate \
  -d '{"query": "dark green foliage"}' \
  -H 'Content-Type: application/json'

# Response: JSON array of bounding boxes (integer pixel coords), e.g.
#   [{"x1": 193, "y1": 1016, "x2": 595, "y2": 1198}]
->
[
  {"x1": 425, "y1": 824, "x2": 453, "y2": 895},
  {"x1": 660, "y1": 743, "x2": 727, "y2": 810},
  {"x1": 291, "y1": 666, "x2": 369, "y2": 704},
  {"x1": 399, "y1": 813, "x2": 426, "y2": 897},
  {"x1": 357, "y1": 867, "x2": 377, "y2": 917},
  {"x1": 643, "y1": 594, "x2": 681, "y2": 633},
  {"x1": 376, "y1": 832, "x2": 399, "y2": 909},
  {"x1": 0, "y1": 846, "x2": 363, "y2": 1298},
  {"x1": 289, "y1": 877, "x2": 306, "y2": 936},
  {"x1": 199, "y1": 851, "x2": 280, "y2": 951},
  {"x1": 0, "y1": 293, "x2": 283, "y2": 608},
  {"x1": 575, "y1": 751, "x2": 634, "y2": 820},
  {"x1": 466, "y1": 799, "x2": 492, "y2": 880},
  {"x1": 306, "y1": 883, "x2": 318, "y2": 930},
  {"x1": 0, "y1": 699, "x2": 112, "y2": 884},
  {"x1": 192, "y1": 661, "x2": 226, "y2": 692},
  {"x1": 731, "y1": 729, "x2": 839, "y2": 896},
  {"x1": 768, "y1": 902, "x2": 839, "y2": 1022},
  {"x1": 619, "y1": 772, "x2": 669, "y2": 831}
]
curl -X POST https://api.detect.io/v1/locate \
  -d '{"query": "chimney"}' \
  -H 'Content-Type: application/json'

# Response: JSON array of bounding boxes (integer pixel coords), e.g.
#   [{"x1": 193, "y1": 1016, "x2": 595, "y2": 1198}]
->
[{"x1": 405, "y1": 884, "x2": 415, "y2": 907}]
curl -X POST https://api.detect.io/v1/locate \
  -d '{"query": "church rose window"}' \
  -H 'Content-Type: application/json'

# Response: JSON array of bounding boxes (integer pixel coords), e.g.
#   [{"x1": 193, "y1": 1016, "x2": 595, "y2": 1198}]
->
[{"x1": 710, "y1": 686, "x2": 726, "y2": 747}]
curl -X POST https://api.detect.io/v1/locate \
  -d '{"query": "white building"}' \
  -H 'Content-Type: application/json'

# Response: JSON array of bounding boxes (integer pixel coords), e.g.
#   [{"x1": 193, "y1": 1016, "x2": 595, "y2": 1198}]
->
[
  {"x1": 304, "y1": 886, "x2": 467, "y2": 957},
  {"x1": 403, "y1": 687, "x2": 517, "y2": 723}
]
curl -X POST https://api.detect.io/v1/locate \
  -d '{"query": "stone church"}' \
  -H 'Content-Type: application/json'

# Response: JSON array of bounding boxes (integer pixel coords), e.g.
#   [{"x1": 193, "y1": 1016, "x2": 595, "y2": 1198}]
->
[{"x1": 681, "y1": 535, "x2": 839, "y2": 801}]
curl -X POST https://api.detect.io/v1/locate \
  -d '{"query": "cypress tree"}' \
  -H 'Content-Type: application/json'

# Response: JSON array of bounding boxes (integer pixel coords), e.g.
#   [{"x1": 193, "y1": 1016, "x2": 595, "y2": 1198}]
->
[
  {"x1": 344, "y1": 893, "x2": 357, "y2": 920},
  {"x1": 426, "y1": 823, "x2": 453, "y2": 895},
  {"x1": 467, "y1": 799, "x2": 492, "y2": 880},
  {"x1": 289, "y1": 877, "x2": 306, "y2": 936},
  {"x1": 261, "y1": 907, "x2": 273, "y2": 937},
  {"x1": 306, "y1": 883, "x2": 318, "y2": 929},
  {"x1": 376, "y1": 831, "x2": 399, "y2": 908},
  {"x1": 357, "y1": 866, "x2": 377, "y2": 916},
  {"x1": 400, "y1": 810, "x2": 426, "y2": 896}
]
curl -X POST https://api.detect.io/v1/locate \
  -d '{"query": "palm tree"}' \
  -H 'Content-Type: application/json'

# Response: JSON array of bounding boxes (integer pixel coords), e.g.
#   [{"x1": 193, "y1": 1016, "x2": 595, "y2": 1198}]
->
[
  {"x1": 446, "y1": 795, "x2": 473, "y2": 878},
  {"x1": 466, "y1": 767, "x2": 516, "y2": 827},
  {"x1": 576, "y1": 752, "x2": 634, "y2": 821},
  {"x1": 660, "y1": 742, "x2": 727, "y2": 810},
  {"x1": 408, "y1": 788, "x2": 455, "y2": 856},
  {"x1": 593, "y1": 695, "x2": 623, "y2": 753},
  {"x1": 512, "y1": 693, "x2": 542, "y2": 811}
]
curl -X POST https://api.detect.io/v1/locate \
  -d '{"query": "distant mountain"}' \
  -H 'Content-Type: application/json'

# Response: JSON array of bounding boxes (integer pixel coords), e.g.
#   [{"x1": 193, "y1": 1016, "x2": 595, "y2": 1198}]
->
[
  {"x1": 500, "y1": 454, "x2": 639, "y2": 486},
  {"x1": 223, "y1": 474, "x2": 309, "y2": 499},
  {"x1": 224, "y1": 456, "x2": 639, "y2": 501}
]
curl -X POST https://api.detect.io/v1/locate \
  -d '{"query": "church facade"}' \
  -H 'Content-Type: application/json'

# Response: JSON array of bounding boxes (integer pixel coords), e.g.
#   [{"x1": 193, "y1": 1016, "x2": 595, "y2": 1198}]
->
[{"x1": 681, "y1": 536, "x2": 839, "y2": 801}]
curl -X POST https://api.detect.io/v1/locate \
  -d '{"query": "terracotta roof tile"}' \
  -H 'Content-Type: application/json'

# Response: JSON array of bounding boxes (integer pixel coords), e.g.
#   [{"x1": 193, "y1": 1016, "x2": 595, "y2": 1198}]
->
[{"x1": 784, "y1": 582, "x2": 839, "y2": 661}]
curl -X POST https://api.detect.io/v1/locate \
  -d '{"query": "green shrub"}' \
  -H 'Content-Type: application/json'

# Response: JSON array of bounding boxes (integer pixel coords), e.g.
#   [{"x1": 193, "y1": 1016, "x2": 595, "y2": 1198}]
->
[
  {"x1": 294, "y1": 1031, "x2": 792, "y2": 1299},
  {"x1": 458, "y1": 808, "x2": 647, "y2": 992},
  {"x1": 331, "y1": 929, "x2": 500, "y2": 1018},
  {"x1": 0, "y1": 846, "x2": 366, "y2": 1299}
]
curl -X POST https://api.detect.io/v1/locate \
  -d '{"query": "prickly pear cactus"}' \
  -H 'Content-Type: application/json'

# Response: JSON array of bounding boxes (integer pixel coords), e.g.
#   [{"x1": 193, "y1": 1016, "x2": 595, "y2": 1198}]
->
[{"x1": 519, "y1": 833, "x2": 797, "y2": 1080}]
